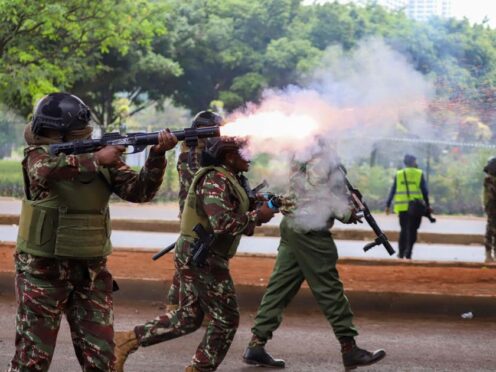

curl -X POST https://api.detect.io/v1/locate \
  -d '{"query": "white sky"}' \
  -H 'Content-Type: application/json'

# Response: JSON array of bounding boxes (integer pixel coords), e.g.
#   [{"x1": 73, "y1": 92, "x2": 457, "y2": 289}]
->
[
  {"x1": 452, "y1": 0, "x2": 496, "y2": 27},
  {"x1": 303, "y1": 0, "x2": 496, "y2": 27}
]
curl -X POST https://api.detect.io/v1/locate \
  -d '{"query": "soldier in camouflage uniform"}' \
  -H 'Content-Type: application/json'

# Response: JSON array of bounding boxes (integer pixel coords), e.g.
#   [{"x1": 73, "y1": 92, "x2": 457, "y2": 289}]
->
[
  {"x1": 114, "y1": 137, "x2": 276, "y2": 372},
  {"x1": 483, "y1": 157, "x2": 496, "y2": 263},
  {"x1": 167, "y1": 111, "x2": 224, "y2": 311},
  {"x1": 9, "y1": 92, "x2": 177, "y2": 372},
  {"x1": 242, "y1": 146, "x2": 386, "y2": 371}
]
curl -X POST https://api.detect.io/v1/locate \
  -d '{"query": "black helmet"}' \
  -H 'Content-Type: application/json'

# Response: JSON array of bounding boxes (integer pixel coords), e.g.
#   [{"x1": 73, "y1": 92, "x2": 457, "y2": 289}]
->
[
  {"x1": 403, "y1": 154, "x2": 417, "y2": 167},
  {"x1": 484, "y1": 157, "x2": 496, "y2": 176},
  {"x1": 201, "y1": 136, "x2": 247, "y2": 166},
  {"x1": 192, "y1": 110, "x2": 224, "y2": 128},
  {"x1": 32, "y1": 93, "x2": 91, "y2": 135}
]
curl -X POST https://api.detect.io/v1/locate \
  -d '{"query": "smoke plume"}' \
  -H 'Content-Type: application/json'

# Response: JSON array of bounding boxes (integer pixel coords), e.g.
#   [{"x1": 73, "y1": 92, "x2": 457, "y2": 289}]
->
[{"x1": 226, "y1": 38, "x2": 434, "y2": 230}]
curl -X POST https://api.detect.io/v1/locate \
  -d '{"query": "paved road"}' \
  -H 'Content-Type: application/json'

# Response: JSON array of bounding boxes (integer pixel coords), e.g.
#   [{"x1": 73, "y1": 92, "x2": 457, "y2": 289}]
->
[
  {"x1": 0, "y1": 197, "x2": 487, "y2": 234},
  {"x1": 0, "y1": 224, "x2": 486, "y2": 262},
  {"x1": 0, "y1": 296, "x2": 493, "y2": 371}
]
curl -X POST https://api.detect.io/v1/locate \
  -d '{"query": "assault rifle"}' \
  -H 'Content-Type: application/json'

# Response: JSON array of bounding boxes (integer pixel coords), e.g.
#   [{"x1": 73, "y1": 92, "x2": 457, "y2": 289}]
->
[
  {"x1": 239, "y1": 177, "x2": 287, "y2": 212},
  {"x1": 48, "y1": 126, "x2": 221, "y2": 156},
  {"x1": 239, "y1": 176, "x2": 268, "y2": 210},
  {"x1": 152, "y1": 224, "x2": 215, "y2": 265},
  {"x1": 152, "y1": 241, "x2": 176, "y2": 261},
  {"x1": 338, "y1": 165, "x2": 395, "y2": 256},
  {"x1": 190, "y1": 224, "x2": 215, "y2": 267},
  {"x1": 152, "y1": 180, "x2": 270, "y2": 261}
]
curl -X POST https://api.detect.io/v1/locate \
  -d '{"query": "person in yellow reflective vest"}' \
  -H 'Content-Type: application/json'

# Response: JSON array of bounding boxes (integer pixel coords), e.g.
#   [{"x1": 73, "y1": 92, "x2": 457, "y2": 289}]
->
[{"x1": 385, "y1": 154, "x2": 431, "y2": 259}]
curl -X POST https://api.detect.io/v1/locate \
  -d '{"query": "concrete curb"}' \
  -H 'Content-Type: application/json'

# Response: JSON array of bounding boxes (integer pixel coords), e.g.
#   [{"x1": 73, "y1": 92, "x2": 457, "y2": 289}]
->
[
  {"x1": 0, "y1": 272, "x2": 494, "y2": 318},
  {"x1": 0, "y1": 214, "x2": 485, "y2": 245},
  {"x1": 2, "y1": 241, "x2": 494, "y2": 269}
]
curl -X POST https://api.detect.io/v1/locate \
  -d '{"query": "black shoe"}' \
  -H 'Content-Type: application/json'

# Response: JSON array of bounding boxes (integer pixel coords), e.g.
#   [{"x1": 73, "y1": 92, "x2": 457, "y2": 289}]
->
[
  {"x1": 342, "y1": 346, "x2": 386, "y2": 370},
  {"x1": 243, "y1": 346, "x2": 285, "y2": 368}
]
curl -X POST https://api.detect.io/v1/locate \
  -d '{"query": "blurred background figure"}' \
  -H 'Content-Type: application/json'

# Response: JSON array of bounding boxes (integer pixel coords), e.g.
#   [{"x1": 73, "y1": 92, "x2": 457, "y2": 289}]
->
[
  {"x1": 385, "y1": 154, "x2": 431, "y2": 259},
  {"x1": 483, "y1": 157, "x2": 496, "y2": 263}
]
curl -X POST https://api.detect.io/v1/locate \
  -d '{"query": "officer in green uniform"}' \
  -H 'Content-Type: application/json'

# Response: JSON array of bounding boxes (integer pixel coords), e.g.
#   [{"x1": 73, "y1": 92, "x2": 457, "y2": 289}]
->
[
  {"x1": 386, "y1": 154, "x2": 430, "y2": 259},
  {"x1": 114, "y1": 137, "x2": 275, "y2": 372},
  {"x1": 9, "y1": 92, "x2": 177, "y2": 372},
  {"x1": 483, "y1": 157, "x2": 496, "y2": 263},
  {"x1": 243, "y1": 150, "x2": 386, "y2": 371}
]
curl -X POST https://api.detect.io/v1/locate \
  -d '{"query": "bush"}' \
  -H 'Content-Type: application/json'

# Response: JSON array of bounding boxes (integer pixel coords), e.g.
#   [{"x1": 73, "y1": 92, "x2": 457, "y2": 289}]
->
[
  {"x1": 0, "y1": 159, "x2": 23, "y2": 198},
  {"x1": 0, "y1": 157, "x2": 180, "y2": 202},
  {"x1": 0, "y1": 150, "x2": 491, "y2": 215},
  {"x1": 428, "y1": 150, "x2": 487, "y2": 215},
  {"x1": 347, "y1": 164, "x2": 394, "y2": 211}
]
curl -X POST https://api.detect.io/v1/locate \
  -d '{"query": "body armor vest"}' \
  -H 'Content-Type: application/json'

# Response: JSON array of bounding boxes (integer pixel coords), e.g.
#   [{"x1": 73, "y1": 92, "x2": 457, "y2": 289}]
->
[
  {"x1": 180, "y1": 166, "x2": 250, "y2": 258},
  {"x1": 17, "y1": 153, "x2": 113, "y2": 258}
]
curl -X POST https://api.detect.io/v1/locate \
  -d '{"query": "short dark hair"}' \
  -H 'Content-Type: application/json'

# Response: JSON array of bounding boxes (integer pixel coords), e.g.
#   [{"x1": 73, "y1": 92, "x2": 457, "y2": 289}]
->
[{"x1": 403, "y1": 154, "x2": 417, "y2": 166}]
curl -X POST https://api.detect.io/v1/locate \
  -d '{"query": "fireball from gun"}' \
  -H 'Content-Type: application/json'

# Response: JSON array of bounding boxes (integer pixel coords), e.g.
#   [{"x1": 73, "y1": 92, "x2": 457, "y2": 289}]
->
[{"x1": 219, "y1": 111, "x2": 320, "y2": 158}]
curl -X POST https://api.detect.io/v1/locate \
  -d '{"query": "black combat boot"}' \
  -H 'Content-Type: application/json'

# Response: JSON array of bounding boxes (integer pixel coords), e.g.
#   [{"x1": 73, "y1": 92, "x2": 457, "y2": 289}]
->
[
  {"x1": 243, "y1": 346, "x2": 286, "y2": 368},
  {"x1": 340, "y1": 337, "x2": 386, "y2": 370}
]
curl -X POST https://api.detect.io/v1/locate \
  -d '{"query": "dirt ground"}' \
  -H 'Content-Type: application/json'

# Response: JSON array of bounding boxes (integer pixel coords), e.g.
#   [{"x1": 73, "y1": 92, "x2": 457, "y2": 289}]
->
[{"x1": 1, "y1": 243, "x2": 495, "y2": 297}]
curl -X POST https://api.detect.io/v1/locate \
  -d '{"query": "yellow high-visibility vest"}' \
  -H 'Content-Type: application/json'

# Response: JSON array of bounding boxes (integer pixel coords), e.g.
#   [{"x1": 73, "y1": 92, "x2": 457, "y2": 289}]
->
[{"x1": 394, "y1": 167, "x2": 423, "y2": 213}]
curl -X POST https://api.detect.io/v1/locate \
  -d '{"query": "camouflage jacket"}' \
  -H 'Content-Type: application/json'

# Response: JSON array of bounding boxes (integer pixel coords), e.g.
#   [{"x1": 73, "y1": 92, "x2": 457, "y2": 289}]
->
[
  {"x1": 483, "y1": 175, "x2": 496, "y2": 217},
  {"x1": 285, "y1": 154, "x2": 353, "y2": 230},
  {"x1": 23, "y1": 146, "x2": 166, "y2": 202},
  {"x1": 177, "y1": 140, "x2": 206, "y2": 215},
  {"x1": 196, "y1": 166, "x2": 258, "y2": 236}
]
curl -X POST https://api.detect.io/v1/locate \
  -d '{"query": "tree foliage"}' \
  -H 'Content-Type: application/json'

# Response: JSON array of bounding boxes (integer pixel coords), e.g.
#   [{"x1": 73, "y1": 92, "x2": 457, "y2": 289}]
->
[
  {"x1": 0, "y1": 0, "x2": 166, "y2": 116},
  {"x1": 2, "y1": 0, "x2": 496, "y2": 135}
]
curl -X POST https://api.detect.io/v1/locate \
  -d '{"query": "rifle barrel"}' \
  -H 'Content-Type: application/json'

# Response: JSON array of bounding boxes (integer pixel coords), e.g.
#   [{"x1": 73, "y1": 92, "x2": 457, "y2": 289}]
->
[
  {"x1": 172, "y1": 126, "x2": 221, "y2": 141},
  {"x1": 49, "y1": 126, "x2": 221, "y2": 156}
]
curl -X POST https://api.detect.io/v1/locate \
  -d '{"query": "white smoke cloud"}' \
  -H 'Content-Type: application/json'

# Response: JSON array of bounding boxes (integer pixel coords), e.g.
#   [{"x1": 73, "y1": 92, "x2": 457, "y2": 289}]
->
[{"x1": 228, "y1": 37, "x2": 434, "y2": 230}]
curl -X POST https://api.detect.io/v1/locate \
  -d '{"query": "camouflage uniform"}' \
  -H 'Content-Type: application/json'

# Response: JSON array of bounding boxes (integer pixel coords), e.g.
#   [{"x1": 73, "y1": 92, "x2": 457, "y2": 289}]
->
[
  {"x1": 177, "y1": 141, "x2": 206, "y2": 216},
  {"x1": 249, "y1": 154, "x2": 359, "y2": 347},
  {"x1": 9, "y1": 146, "x2": 166, "y2": 372},
  {"x1": 483, "y1": 175, "x2": 496, "y2": 261},
  {"x1": 167, "y1": 140, "x2": 206, "y2": 306},
  {"x1": 134, "y1": 166, "x2": 258, "y2": 371}
]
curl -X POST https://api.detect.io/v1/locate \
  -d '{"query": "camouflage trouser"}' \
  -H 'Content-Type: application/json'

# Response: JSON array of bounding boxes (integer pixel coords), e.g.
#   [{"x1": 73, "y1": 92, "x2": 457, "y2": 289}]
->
[
  {"x1": 135, "y1": 238, "x2": 239, "y2": 371},
  {"x1": 167, "y1": 268, "x2": 181, "y2": 305},
  {"x1": 485, "y1": 217, "x2": 496, "y2": 257},
  {"x1": 9, "y1": 252, "x2": 115, "y2": 372}
]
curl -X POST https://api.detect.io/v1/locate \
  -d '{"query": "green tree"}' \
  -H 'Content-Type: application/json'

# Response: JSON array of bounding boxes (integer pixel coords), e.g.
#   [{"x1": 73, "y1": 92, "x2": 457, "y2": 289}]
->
[
  {"x1": 0, "y1": 106, "x2": 24, "y2": 158},
  {"x1": 154, "y1": 0, "x2": 304, "y2": 112},
  {"x1": 72, "y1": 47, "x2": 182, "y2": 128},
  {"x1": 0, "y1": 0, "x2": 165, "y2": 116}
]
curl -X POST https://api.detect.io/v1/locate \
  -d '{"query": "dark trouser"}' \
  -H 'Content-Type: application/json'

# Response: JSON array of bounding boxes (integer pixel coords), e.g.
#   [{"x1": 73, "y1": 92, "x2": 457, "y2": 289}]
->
[
  {"x1": 251, "y1": 217, "x2": 358, "y2": 343},
  {"x1": 10, "y1": 253, "x2": 115, "y2": 372},
  {"x1": 398, "y1": 211, "x2": 422, "y2": 259},
  {"x1": 484, "y1": 216, "x2": 496, "y2": 258},
  {"x1": 135, "y1": 238, "x2": 239, "y2": 372}
]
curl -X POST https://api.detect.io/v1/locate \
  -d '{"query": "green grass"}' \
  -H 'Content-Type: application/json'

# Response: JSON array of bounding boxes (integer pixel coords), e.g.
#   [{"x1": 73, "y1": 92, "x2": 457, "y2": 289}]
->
[
  {"x1": 0, "y1": 159, "x2": 23, "y2": 197},
  {"x1": 0, "y1": 159, "x2": 22, "y2": 183},
  {"x1": 0, "y1": 158, "x2": 179, "y2": 201}
]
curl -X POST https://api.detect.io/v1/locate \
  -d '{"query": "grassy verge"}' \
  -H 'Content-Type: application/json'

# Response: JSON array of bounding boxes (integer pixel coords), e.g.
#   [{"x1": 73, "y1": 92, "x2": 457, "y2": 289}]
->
[{"x1": 0, "y1": 159, "x2": 23, "y2": 197}]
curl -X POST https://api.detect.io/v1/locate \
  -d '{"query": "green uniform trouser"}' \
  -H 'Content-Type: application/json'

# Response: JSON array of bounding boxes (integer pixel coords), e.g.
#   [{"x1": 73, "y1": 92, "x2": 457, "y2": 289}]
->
[{"x1": 252, "y1": 217, "x2": 358, "y2": 341}]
